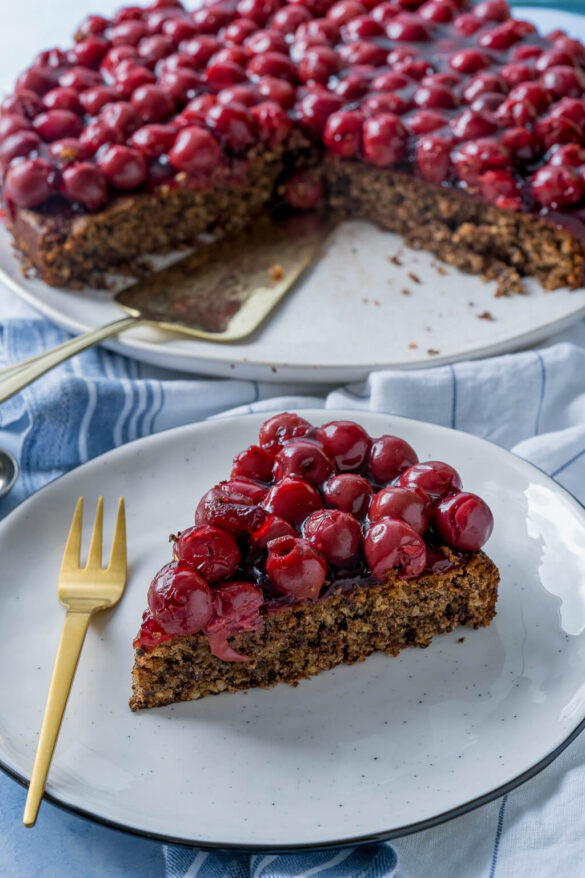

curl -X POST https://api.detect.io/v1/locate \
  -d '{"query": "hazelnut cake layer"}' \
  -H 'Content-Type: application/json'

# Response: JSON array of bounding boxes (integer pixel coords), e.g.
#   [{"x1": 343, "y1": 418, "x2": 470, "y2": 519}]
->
[
  {"x1": 2, "y1": 0, "x2": 585, "y2": 293},
  {"x1": 130, "y1": 413, "x2": 499, "y2": 710}
]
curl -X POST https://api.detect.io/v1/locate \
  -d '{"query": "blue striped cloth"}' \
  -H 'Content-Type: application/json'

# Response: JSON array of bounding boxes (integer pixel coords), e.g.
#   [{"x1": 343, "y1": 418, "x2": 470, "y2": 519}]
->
[{"x1": 3, "y1": 284, "x2": 585, "y2": 878}]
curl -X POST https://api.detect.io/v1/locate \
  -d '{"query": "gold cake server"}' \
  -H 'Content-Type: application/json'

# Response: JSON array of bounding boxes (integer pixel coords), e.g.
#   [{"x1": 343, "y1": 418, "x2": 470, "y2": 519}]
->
[{"x1": 0, "y1": 213, "x2": 333, "y2": 404}]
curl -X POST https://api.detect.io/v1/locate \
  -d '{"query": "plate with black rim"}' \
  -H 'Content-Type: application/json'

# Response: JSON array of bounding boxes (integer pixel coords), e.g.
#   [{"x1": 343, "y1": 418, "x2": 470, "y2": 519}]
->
[{"x1": 1, "y1": 409, "x2": 585, "y2": 849}]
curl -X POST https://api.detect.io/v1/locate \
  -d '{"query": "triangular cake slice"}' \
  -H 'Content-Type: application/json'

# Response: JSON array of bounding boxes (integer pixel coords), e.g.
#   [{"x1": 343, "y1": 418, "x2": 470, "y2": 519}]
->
[{"x1": 130, "y1": 413, "x2": 499, "y2": 710}]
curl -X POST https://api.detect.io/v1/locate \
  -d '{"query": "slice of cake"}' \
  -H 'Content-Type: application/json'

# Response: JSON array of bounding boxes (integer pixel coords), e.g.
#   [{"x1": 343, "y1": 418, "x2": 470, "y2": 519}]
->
[
  {"x1": 2, "y1": 0, "x2": 585, "y2": 294},
  {"x1": 130, "y1": 413, "x2": 499, "y2": 710}
]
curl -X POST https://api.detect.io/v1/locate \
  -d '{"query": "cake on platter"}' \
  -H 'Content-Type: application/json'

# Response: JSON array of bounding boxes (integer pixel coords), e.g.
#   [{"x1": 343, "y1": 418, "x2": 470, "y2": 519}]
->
[
  {"x1": 1, "y1": 0, "x2": 585, "y2": 294},
  {"x1": 130, "y1": 412, "x2": 499, "y2": 710}
]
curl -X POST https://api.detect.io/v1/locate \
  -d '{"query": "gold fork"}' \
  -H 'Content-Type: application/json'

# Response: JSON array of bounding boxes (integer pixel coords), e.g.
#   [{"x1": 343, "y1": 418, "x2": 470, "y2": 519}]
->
[{"x1": 23, "y1": 496, "x2": 127, "y2": 827}]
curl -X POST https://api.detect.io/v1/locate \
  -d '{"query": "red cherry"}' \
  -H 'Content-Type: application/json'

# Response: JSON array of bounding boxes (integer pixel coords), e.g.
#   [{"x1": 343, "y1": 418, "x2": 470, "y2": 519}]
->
[
  {"x1": 363, "y1": 518, "x2": 426, "y2": 580},
  {"x1": 363, "y1": 113, "x2": 407, "y2": 165},
  {"x1": 203, "y1": 59, "x2": 247, "y2": 90},
  {"x1": 266, "y1": 536, "x2": 327, "y2": 600},
  {"x1": 259, "y1": 415, "x2": 312, "y2": 451},
  {"x1": 367, "y1": 435, "x2": 418, "y2": 483},
  {"x1": 111, "y1": 21, "x2": 148, "y2": 47},
  {"x1": 16, "y1": 67, "x2": 57, "y2": 97},
  {"x1": 114, "y1": 64, "x2": 157, "y2": 98},
  {"x1": 58, "y1": 67, "x2": 102, "y2": 93},
  {"x1": 462, "y1": 73, "x2": 506, "y2": 105},
  {"x1": 406, "y1": 109, "x2": 449, "y2": 135},
  {"x1": 315, "y1": 420, "x2": 371, "y2": 471},
  {"x1": 33, "y1": 110, "x2": 82, "y2": 142},
  {"x1": 97, "y1": 144, "x2": 147, "y2": 189},
  {"x1": 76, "y1": 14, "x2": 111, "y2": 39},
  {"x1": 371, "y1": 2, "x2": 400, "y2": 26},
  {"x1": 549, "y1": 143, "x2": 585, "y2": 167},
  {"x1": 249, "y1": 514, "x2": 296, "y2": 551},
  {"x1": 42, "y1": 88, "x2": 82, "y2": 115},
  {"x1": 205, "y1": 582, "x2": 264, "y2": 662},
  {"x1": 101, "y1": 45, "x2": 139, "y2": 76},
  {"x1": 531, "y1": 164, "x2": 584, "y2": 209},
  {"x1": 180, "y1": 36, "x2": 221, "y2": 68},
  {"x1": 138, "y1": 34, "x2": 176, "y2": 67},
  {"x1": 168, "y1": 125, "x2": 220, "y2": 172},
  {"x1": 173, "y1": 524, "x2": 241, "y2": 582},
  {"x1": 369, "y1": 485, "x2": 431, "y2": 533},
  {"x1": 247, "y1": 51, "x2": 298, "y2": 81},
  {"x1": 337, "y1": 41, "x2": 386, "y2": 67},
  {"x1": 71, "y1": 37, "x2": 110, "y2": 69},
  {"x1": 499, "y1": 63, "x2": 534, "y2": 89},
  {"x1": 449, "y1": 49, "x2": 490, "y2": 75},
  {"x1": 478, "y1": 19, "x2": 535, "y2": 51},
  {"x1": 4, "y1": 158, "x2": 57, "y2": 207},
  {"x1": 195, "y1": 485, "x2": 267, "y2": 533},
  {"x1": 363, "y1": 93, "x2": 411, "y2": 117},
  {"x1": 245, "y1": 28, "x2": 288, "y2": 55},
  {"x1": 271, "y1": 5, "x2": 312, "y2": 33},
  {"x1": 479, "y1": 169, "x2": 521, "y2": 209},
  {"x1": 34, "y1": 47, "x2": 69, "y2": 69},
  {"x1": 79, "y1": 87, "x2": 120, "y2": 116},
  {"x1": 501, "y1": 126, "x2": 539, "y2": 162},
  {"x1": 303, "y1": 508, "x2": 361, "y2": 565},
  {"x1": 159, "y1": 69, "x2": 202, "y2": 104},
  {"x1": 341, "y1": 14, "x2": 383, "y2": 39},
  {"x1": 541, "y1": 65, "x2": 585, "y2": 100},
  {"x1": 147, "y1": 561, "x2": 213, "y2": 635},
  {"x1": 206, "y1": 102, "x2": 254, "y2": 149},
  {"x1": 211, "y1": 47, "x2": 248, "y2": 68},
  {"x1": 327, "y1": 0, "x2": 366, "y2": 26},
  {"x1": 231, "y1": 444, "x2": 274, "y2": 481},
  {"x1": 450, "y1": 109, "x2": 497, "y2": 141},
  {"x1": 474, "y1": 0, "x2": 510, "y2": 21},
  {"x1": 48, "y1": 138, "x2": 88, "y2": 167},
  {"x1": 256, "y1": 76, "x2": 295, "y2": 108},
  {"x1": 298, "y1": 46, "x2": 339, "y2": 84},
  {"x1": 421, "y1": 72, "x2": 461, "y2": 90},
  {"x1": 273, "y1": 438, "x2": 335, "y2": 485},
  {"x1": 220, "y1": 477, "x2": 268, "y2": 504},
  {"x1": 223, "y1": 17, "x2": 258, "y2": 44},
  {"x1": 130, "y1": 124, "x2": 176, "y2": 157},
  {"x1": 1, "y1": 91, "x2": 43, "y2": 120},
  {"x1": 80, "y1": 121, "x2": 124, "y2": 155},
  {"x1": 416, "y1": 134, "x2": 453, "y2": 184},
  {"x1": 453, "y1": 138, "x2": 511, "y2": 185},
  {"x1": 113, "y1": 6, "x2": 144, "y2": 25},
  {"x1": 157, "y1": 51, "x2": 199, "y2": 73},
  {"x1": 262, "y1": 476, "x2": 323, "y2": 525},
  {"x1": 131, "y1": 84, "x2": 174, "y2": 122},
  {"x1": 433, "y1": 491, "x2": 494, "y2": 551},
  {"x1": 100, "y1": 101, "x2": 141, "y2": 134},
  {"x1": 296, "y1": 92, "x2": 343, "y2": 136},
  {"x1": 453, "y1": 13, "x2": 483, "y2": 36},
  {"x1": 218, "y1": 84, "x2": 259, "y2": 107},
  {"x1": 323, "y1": 110, "x2": 363, "y2": 157},
  {"x1": 334, "y1": 72, "x2": 370, "y2": 101},
  {"x1": 0, "y1": 113, "x2": 31, "y2": 143},
  {"x1": 397, "y1": 460, "x2": 462, "y2": 499},
  {"x1": 386, "y1": 13, "x2": 430, "y2": 42},
  {"x1": 61, "y1": 162, "x2": 108, "y2": 209},
  {"x1": 0, "y1": 131, "x2": 42, "y2": 171},
  {"x1": 414, "y1": 83, "x2": 457, "y2": 110},
  {"x1": 162, "y1": 17, "x2": 197, "y2": 44},
  {"x1": 322, "y1": 473, "x2": 373, "y2": 518},
  {"x1": 252, "y1": 101, "x2": 292, "y2": 146},
  {"x1": 284, "y1": 169, "x2": 325, "y2": 209},
  {"x1": 236, "y1": 0, "x2": 279, "y2": 26},
  {"x1": 418, "y1": 0, "x2": 456, "y2": 23}
]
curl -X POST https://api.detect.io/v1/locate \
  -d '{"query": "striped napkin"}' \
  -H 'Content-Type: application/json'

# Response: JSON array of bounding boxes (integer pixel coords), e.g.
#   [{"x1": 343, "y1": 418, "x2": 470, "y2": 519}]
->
[{"x1": 2, "y1": 282, "x2": 585, "y2": 878}]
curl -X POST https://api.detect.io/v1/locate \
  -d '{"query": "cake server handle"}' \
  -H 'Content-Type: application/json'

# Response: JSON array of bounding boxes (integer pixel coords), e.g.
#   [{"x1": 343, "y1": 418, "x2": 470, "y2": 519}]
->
[{"x1": 0, "y1": 316, "x2": 139, "y2": 404}]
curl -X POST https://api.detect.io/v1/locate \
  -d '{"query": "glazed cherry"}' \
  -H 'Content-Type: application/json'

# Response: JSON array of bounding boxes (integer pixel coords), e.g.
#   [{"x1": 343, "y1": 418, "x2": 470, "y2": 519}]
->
[
  {"x1": 100, "y1": 102, "x2": 141, "y2": 134},
  {"x1": 130, "y1": 123, "x2": 176, "y2": 157},
  {"x1": 33, "y1": 110, "x2": 82, "y2": 142},
  {"x1": 259, "y1": 412, "x2": 312, "y2": 450},
  {"x1": 1, "y1": 90, "x2": 43, "y2": 120},
  {"x1": 147, "y1": 561, "x2": 213, "y2": 636},
  {"x1": 453, "y1": 139, "x2": 511, "y2": 185},
  {"x1": 79, "y1": 87, "x2": 120, "y2": 116},
  {"x1": 298, "y1": 47, "x2": 339, "y2": 84},
  {"x1": 416, "y1": 135, "x2": 453, "y2": 184},
  {"x1": 62, "y1": 163, "x2": 108, "y2": 210},
  {"x1": 247, "y1": 51, "x2": 297, "y2": 82},
  {"x1": 296, "y1": 92, "x2": 343, "y2": 136},
  {"x1": 323, "y1": 110, "x2": 363, "y2": 158},
  {"x1": 163, "y1": 17, "x2": 197, "y2": 45},
  {"x1": 48, "y1": 138, "x2": 88, "y2": 167},
  {"x1": 206, "y1": 102, "x2": 254, "y2": 150},
  {"x1": 42, "y1": 88, "x2": 82, "y2": 115},
  {"x1": 323, "y1": 473, "x2": 373, "y2": 518},
  {"x1": 138, "y1": 34, "x2": 176, "y2": 67},
  {"x1": 262, "y1": 476, "x2": 323, "y2": 525},
  {"x1": 531, "y1": 165, "x2": 584, "y2": 209},
  {"x1": 249, "y1": 514, "x2": 296, "y2": 551},
  {"x1": 541, "y1": 65, "x2": 585, "y2": 99},
  {"x1": 256, "y1": 76, "x2": 295, "y2": 108},
  {"x1": 453, "y1": 12, "x2": 483, "y2": 36},
  {"x1": 474, "y1": 0, "x2": 510, "y2": 21},
  {"x1": 549, "y1": 143, "x2": 585, "y2": 167},
  {"x1": 111, "y1": 21, "x2": 148, "y2": 47},
  {"x1": 16, "y1": 66, "x2": 57, "y2": 96},
  {"x1": 58, "y1": 67, "x2": 102, "y2": 93},
  {"x1": 80, "y1": 122, "x2": 123, "y2": 155},
  {"x1": 236, "y1": 0, "x2": 279, "y2": 26},
  {"x1": 367, "y1": 435, "x2": 418, "y2": 484},
  {"x1": 341, "y1": 14, "x2": 383, "y2": 39},
  {"x1": 363, "y1": 114, "x2": 407, "y2": 166},
  {"x1": 76, "y1": 14, "x2": 110, "y2": 39},
  {"x1": 173, "y1": 524, "x2": 241, "y2": 583},
  {"x1": 327, "y1": 0, "x2": 367, "y2": 26},
  {"x1": 337, "y1": 41, "x2": 386, "y2": 67},
  {"x1": 168, "y1": 126, "x2": 220, "y2": 172},
  {"x1": 433, "y1": 491, "x2": 494, "y2": 551},
  {"x1": 131, "y1": 84, "x2": 174, "y2": 123},
  {"x1": 180, "y1": 37, "x2": 221, "y2": 68},
  {"x1": 369, "y1": 486, "x2": 431, "y2": 533},
  {"x1": 271, "y1": 4, "x2": 312, "y2": 33},
  {"x1": 273, "y1": 439, "x2": 335, "y2": 485},
  {"x1": 397, "y1": 460, "x2": 462, "y2": 500},
  {"x1": 0, "y1": 131, "x2": 42, "y2": 171},
  {"x1": 265, "y1": 536, "x2": 327, "y2": 600},
  {"x1": 245, "y1": 29, "x2": 288, "y2": 56},
  {"x1": 4, "y1": 158, "x2": 56, "y2": 208},
  {"x1": 205, "y1": 582, "x2": 265, "y2": 662},
  {"x1": 97, "y1": 145, "x2": 147, "y2": 190},
  {"x1": 363, "y1": 518, "x2": 427, "y2": 580},
  {"x1": 501, "y1": 126, "x2": 538, "y2": 161},
  {"x1": 196, "y1": 485, "x2": 268, "y2": 533},
  {"x1": 219, "y1": 477, "x2": 267, "y2": 504},
  {"x1": 158, "y1": 69, "x2": 201, "y2": 104},
  {"x1": 223, "y1": 17, "x2": 258, "y2": 44},
  {"x1": 449, "y1": 49, "x2": 490, "y2": 75},
  {"x1": 0, "y1": 114, "x2": 31, "y2": 143},
  {"x1": 418, "y1": 0, "x2": 455, "y2": 23},
  {"x1": 71, "y1": 36, "x2": 109, "y2": 69},
  {"x1": 451, "y1": 109, "x2": 497, "y2": 141},
  {"x1": 406, "y1": 110, "x2": 449, "y2": 135},
  {"x1": 479, "y1": 170, "x2": 521, "y2": 208},
  {"x1": 284, "y1": 169, "x2": 325, "y2": 209},
  {"x1": 101, "y1": 45, "x2": 139, "y2": 76},
  {"x1": 386, "y1": 14, "x2": 430, "y2": 42},
  {"x1": 303, "y1": 509, "x2": 361, "y2": 565},
  {"x1": 218, "y1": 85, "x2": 259, "y2": 107},
  {"x1": 252, "y1": 101, "x2": 292, "y2": 146},
  {"x1": 231, "y1": 444, "x2": 274, "y2": 481},
  {"x1": 371, "y1": 2, "x2": 400, "y2": 26},
  {"x1": 314, "y1": 420, "x2": 371, "y2": 471},
  {"x1": 414, "y1": 84, "x2": 457, "y2": 111},
  {"x1": 462, "y1": 73, "x2": 506, "y2": 105}
]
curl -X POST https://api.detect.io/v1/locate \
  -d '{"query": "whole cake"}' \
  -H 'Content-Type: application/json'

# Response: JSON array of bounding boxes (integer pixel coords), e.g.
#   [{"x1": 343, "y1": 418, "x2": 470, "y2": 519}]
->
[
  {"x1": 130, "y1": 413, "x2": 499, "y2": 710},
  {"x1": 2, "y1": 0, "x2": 585, "y2": 294}
]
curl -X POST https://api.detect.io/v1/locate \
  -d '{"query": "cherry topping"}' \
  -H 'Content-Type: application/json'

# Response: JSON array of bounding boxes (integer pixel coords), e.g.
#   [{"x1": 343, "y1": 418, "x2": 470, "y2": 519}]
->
[
  {"x1": 48, "y1": 138, "x2": 88, "y2": 167},
  {"x1": 284, "y1": 169, "x2": 325, "y2": 209},
  {"x1": 363, "y1": 113, "x2": 407, "y2": 165},
  {"x1": 257, "y1": 76, "x2": 295, "y2": 108},
  {"x1": 231, "y1": 444, "x2": 274, "y2": 481},
  {"x1": 433, "y1": 491, "x2": 494, "y2": 551},
  {"x1": 299, "y1": 46, "x2": 339, "y2": 84},
  {"x1": 323, "y1": 110, "x2": 363, "y2": 157},
  {"x1": 16, "y1": 67, "x2": 58, "y2": 97},
  {"x1": 315, "y1": 420, "x2": 371, "y2": 471},
  {"x1": 206, "y1": 102, "x2": 255, "y2": 150},
  {"x1": 531, "y1": 164, "x2": 584, "y2": 209},
  {"x1": 0, "y1": 131, "x2": 42, "y2": 171},
  {"x1": 58, "y1": 66, "x2": 102, "y2": 93},
  {"x1": 273, "y1": 438, "x2": 335, "y2": 485},
  {"x1": 258, "y1": 412, "x2": 312, "y2": 449},
  {"x1": 369, "y1": 485, "x2": 431, "y2": 533},
  {"x1": 42, "y1": 87, "x2": 83, "y2": 115},
  {"x1": 406, "y1": 109, "x2": 449, "y2": 135},
  {"x1": 100, "y1": 102, "x2": 141, "y2": 134},
  {"x1": 196, "y1": 485, "x2": 268, "y2": 533},
  {"x1": 262, "y1": 476, "x2": 323, "y2": 525},
  {"x1": 453, "y1": 138, "x2": 511, "y2": 185},
  {"x1": 397, "y1": 460, "x2": 463, "y2": 499},
  {"x1": 323, "y1": 473, "x2": 373, "y2": 518},
  {"x1": 296, "y1": 92, "x2": 343, "y2": 136},
  {"x1": 303, "y1": 509, "x2": 361, "y2": 565},
  {"x1": 249, "y1": 514, "x2": 296, "y2": 551},
  {"x1": 62, "y1": 162, "x2": 108, "y2": 210},
  {"x1": 363, "y1": 518, "x2": 427, "y2": 580},
  {"x1": 367, "y1": 435, "x2": 418, "y2": 484},
  {"x1": 0, "y1": 114, "x2": 32, "y2": 143},
  {"x1": 416, "y1": 134, "x2": 453, "y2": 184},
  {"x1": 220, "y1": 476, "x2": 268, "y2": 503},
  {"x1": 173, "y1": 524, "x2": 241, "y2": 582},
  {"x1": 252, "y1": 101, "x2": 292, "y2": 146},
  {"x1": 205, "y1": 582, "x2": 264, "y2": 662},
  {"x1": 1, "y1": 91, "x2": 43, "y2": 120},
  {"x1": 4, "y1": 158, "x2": 57, "y2": 207},
  {"x1": 168, "y1": 125, "x2": 220, "y2": 172},
  {"x1": 386, "y1": 13, "x2": 430, "y2": 42},
  {"x1": 147, "y1": 561, "x2": 213, "y2": 636},
  {"x1": 266, "y1": 535, "x2": 327, "y2": 600},
  {"x1": 131, "y1": 84, "x2": 175, "y2": 122},
  {"x1": 33, "y1": 110, "x2": 82, "y2": 142},
  {"x1": 97, "y1": 144, "x2": 147, "y2": 189},
  {"x1": 130, "y1": 123, "x2": 176, "y2": 157}
]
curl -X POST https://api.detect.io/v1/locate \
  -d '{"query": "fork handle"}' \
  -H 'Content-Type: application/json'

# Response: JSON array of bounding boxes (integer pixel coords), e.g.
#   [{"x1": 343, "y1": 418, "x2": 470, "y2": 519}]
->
[
  {"x1": 0, "y1": 316, "x2": 139, "y2": 404},
  {"x1": 23, "y1": 610, "x2": 91, "y2": 827}
]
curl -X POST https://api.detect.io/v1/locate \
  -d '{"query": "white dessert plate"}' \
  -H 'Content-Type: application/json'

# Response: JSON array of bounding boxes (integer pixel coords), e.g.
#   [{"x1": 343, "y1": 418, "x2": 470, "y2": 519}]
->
[
  {"x1": 0, "y1": 7, "x2": 584, "y2": 382},
  {"x1": 1, "y1": 409, "x2": 585, "y2": 849}
]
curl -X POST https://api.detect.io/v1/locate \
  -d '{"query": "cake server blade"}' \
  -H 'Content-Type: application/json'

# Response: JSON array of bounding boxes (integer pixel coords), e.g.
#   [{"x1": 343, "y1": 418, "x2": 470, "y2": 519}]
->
[
  {"x1": 0, "y1": 214, "x2": 333, "y2": 403},
  {"x1": 115, "y1": 211, "x2": 333, "y2": 341}
]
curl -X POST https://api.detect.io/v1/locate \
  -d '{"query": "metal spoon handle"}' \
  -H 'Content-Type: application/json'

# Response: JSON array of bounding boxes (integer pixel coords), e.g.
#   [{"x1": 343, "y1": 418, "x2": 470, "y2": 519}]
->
[{"x1": 0, "y1": 316, "x2": 140, "y2": 404}]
